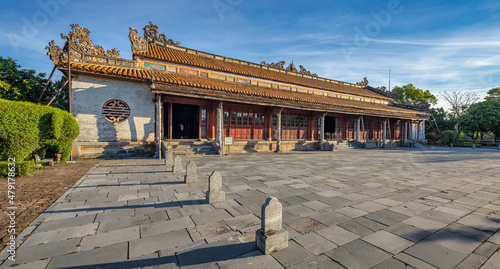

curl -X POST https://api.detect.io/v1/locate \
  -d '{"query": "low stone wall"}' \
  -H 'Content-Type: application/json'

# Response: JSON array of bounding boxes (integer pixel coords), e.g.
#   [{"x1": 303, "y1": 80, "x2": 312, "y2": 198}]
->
[
  {"x1": 223, "y1": 140, "x2": 320, "y2": 153},
  {"x1": 72, "y1": 141, "x2": 155, "y2": 159}
]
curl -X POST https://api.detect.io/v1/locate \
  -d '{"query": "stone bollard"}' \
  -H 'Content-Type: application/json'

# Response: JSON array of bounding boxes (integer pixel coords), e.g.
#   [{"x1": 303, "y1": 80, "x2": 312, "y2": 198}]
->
[
  {"x1": 165, "y1": 152, "x2": 174, "y2": 169},
  {"x1": 184, "y1": 161, "x2": 198, "y2": 184},
  {"x1": 472, "y1": 143, "x2": 476, "y2": 149},
  {"x1": 498, "y1": 145, "x2": 500, "y2": 150},
  {"x1": 256, "y1": 197, "x2": 288, "y2": 255},
  {"x1": 172, "y1": 155, "x2": 183, "y2": 173},
  {"x1": 206, "y1": 171, "x2": 225, "y2": 203},
  {"x1": 450, "y1": 143, "x2": 453, "y2": 148}
]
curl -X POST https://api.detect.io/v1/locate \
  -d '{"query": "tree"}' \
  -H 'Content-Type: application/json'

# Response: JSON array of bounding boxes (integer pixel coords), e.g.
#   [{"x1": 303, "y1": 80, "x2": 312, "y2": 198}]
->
[
  {"x1": 0, "y1": 56, "x2": 68, "y2": 110},
  {"x1": 458, "y1": 99, "x2": 500, "y2": 140},
  {"x1": 427, "y1": 107, "x2": 457, "y2": 134},
  {"x1": 485, "y1": 87, "x2": 500, "y2": 101},
  {"x1": 441, "y1": 90, "x2": 479, "y2": 117},
  {"x1": 392, "y1": 84, "x2": 438, "y2": 106}
]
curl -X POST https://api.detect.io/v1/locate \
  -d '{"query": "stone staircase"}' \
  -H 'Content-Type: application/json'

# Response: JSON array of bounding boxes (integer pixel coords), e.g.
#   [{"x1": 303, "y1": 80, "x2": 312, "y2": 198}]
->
[{"x1": 164, "y1": 140, "x2": 218, "y2": 155}]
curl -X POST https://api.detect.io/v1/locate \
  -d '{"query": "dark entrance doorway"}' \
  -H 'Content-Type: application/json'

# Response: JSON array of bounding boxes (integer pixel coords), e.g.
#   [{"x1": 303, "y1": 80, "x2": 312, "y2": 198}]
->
[
  {"x1": 325, "y1": 116, "x2": 336, "y2": 133},
  {"x1": 172, "y1": 103, "x2": 199, "y2": 139}
]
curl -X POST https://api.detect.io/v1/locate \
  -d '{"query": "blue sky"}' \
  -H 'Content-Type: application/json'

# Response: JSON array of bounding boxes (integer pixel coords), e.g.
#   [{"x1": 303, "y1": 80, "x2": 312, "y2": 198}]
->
[{"x1": 1, "y1": 0, "x2": 499, "y2": 108}]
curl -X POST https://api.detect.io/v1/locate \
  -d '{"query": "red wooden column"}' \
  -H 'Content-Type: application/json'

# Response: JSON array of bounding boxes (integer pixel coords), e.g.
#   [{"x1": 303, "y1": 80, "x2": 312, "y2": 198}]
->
[
  {"x1": 370, "y1": 119, "x2": 375, "y2": 140},
  {"x1": 308, "y1": 113, "x2": 314, "y2": 140},
  {"x1": 266, "y1": 109, "x2": 272, "y2": 141},
  {"x1": 168, "y1": 102, "x2": 173, "y2": 140},
  {"x1": 209, "y1": 103, "x2": 216, "y2": 140},
  {"x1": 343, "y1": 116, "x2": 348, "y2": 140}
]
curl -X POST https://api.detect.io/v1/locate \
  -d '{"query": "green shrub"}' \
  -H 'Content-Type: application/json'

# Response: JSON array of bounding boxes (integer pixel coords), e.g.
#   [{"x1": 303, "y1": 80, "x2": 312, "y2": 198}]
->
[
  {"x1": 441, "y1": 130, "x2": 459, "y2": 145},
  {"x1": 426, "y1": 132, "x2": 440, "y2": 144},
  {"x1": 0, "y1": 98, "x2": 80, "y2": 162},
  {"x1": 0, "y1": 160, "x2": 36, "y2": 177}
]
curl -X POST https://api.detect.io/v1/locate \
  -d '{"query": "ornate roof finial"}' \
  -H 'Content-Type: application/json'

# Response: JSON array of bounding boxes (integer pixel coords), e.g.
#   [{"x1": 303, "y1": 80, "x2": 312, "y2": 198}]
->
[
  {"x1": 356, "y1": 77, "x2": 369, "y2": 87},
  {"x1": 143, "y1": 22, "x2": 181, "y2": 47},
  {"x1": 59, "y1": 24, "x2": 121, "y2": 58}
]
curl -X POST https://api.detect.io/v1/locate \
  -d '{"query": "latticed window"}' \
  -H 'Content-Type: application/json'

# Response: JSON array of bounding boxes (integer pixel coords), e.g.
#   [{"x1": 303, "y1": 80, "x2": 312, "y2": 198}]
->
[
  {"x1": 201, "y1": 109, "x2": 207, "y2": 124},
  {"x1": 223, "y1": 111, "x2": 229, "y2": 125},
  {"x1": 102, "y1": 99, "x2": 130, "y2": 123}
]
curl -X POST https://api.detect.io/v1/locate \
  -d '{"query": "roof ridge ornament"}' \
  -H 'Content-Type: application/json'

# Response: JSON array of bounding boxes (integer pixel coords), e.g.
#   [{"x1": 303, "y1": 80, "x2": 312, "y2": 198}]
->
[
  {"x1": 356, "y1": 77, "x2": 369, "y2": 87},
  {"x1": 298, "y1": 65, "x2": 318, "y2": 77},
  {"x1": 129, "y1": 26, "x2": 147, "y2": 52},
  {"x1": 61, "y1": 24, "x2": 121, "y2": 58},
  {"x1": 47, "y1": 24, "x2": 139, "y2": 68},
  {"x1": 261, "y1": 61, "x2": 285, "y2": 69},
  {"x1": 143, "y1": 22, "x2": 181, "y2": 47}
]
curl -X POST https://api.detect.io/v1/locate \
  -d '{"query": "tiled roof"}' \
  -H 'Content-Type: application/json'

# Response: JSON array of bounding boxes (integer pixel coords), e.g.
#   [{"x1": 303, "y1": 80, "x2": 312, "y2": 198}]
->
[
  {"x1": 64, "y1": 62, "x2": 427, "y2": 120},
  {"x1": 134, "y1": 44, "x2": 393, "y2": 101}
]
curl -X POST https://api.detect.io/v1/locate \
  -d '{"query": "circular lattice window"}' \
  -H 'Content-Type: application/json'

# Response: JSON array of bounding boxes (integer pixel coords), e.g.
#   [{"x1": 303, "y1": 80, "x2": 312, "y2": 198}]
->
[{"x1": 102, "y1": 99, "x2": 131, "y2": 123}]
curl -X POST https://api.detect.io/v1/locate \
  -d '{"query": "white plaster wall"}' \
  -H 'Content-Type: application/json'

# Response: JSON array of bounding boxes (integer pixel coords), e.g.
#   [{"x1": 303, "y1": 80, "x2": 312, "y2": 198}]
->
[{"x1": 71, "y1": 75, "x2": 155, "y2": 143}]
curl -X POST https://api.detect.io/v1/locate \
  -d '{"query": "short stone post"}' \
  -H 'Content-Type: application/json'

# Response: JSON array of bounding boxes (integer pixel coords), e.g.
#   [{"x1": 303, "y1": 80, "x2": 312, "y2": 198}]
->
[
  {"x1": 256, "y1": 197, "x2": 288, "y2": 255},
  {"x1": 172, "y1": 155, "x2": 183, "y2": 173},
  {"x1": 184, "y1": 161, "x2": 198, "y2": 184},
  {"x1": 498, "y1": 145, "x2": 500, "y2": 150},
  {"x1": 206, "y1": 171, "x2": 225, "y2": 203},
  {"x1": 472, "y1": 143, "x2": 476, "y2": 149},
  {"x1": 450, "y1": 143, "x2": 453, "y2": 148},
  {"x1": 165, "y1": 152, "x2": 174, "y2": 169}
]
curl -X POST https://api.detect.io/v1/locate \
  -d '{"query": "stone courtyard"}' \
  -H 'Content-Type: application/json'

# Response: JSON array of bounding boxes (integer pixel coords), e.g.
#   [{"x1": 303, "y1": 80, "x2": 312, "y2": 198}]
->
[{"x1": 1, "y1": 147, "x2": 500, "y2": 268}]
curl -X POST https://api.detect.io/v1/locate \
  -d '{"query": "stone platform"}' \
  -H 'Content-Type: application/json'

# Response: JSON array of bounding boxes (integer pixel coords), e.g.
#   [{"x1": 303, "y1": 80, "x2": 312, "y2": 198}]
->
[{"x1": 1, "y1": 147, "x2": 500, "y2": 268}]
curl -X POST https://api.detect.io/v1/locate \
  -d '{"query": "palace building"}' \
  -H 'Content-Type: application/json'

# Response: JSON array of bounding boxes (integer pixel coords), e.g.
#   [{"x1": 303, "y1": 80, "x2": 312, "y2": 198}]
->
[{"x1": 46, "y1": 23, "x2": 428, "y2": 158}]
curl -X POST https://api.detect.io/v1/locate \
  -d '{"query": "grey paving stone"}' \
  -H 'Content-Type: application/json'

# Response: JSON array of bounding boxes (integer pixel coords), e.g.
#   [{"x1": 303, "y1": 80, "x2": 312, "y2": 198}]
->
[
  {"x1": 22, "y1": 222, "x2": 98, "y2": 247},
  {"x1": 176, "y1": 237, "x2": 257, "y2": 269},
  {"x1": 456, "y1": 253, "x2": 488, "y2": 269},
  {"x1": 385, "y1": 222, "x2": 434, "y2": 242},
  {"x1": 1, "y1": 260, "x2": 50, "y2": 269},
  {"x1": 270, "y1": 240, "x2": 313, "y2": 268},
  {"x1": 11, "y1": 238, "x2": 80, "y2": 265},
  {"x1": 365, "y1": 209, "x2": 409, "y2": 226},
  {"x1": 394, "y1": 253, "x2": 437, "y2": 269},
  {"x1": 97, "y1": 215, "x2": 151, "y2": 233},
  {"x1": 363, "y1": 230, "x2": 414, "y2": 254},
  {"x1": 403, "y1": 240, "x2": 469, "y2": 269},
  {"x1": 402, "y1": 216, "x2": 447, "y2": 231},
  {"x1": 223, "y1": 214, "x2": 260, "y2": 233},
  {"x1": 353, "y1": 217, "x2": 387, "y2": 231},
  {"x1": 371, "y1": 258, "x2": 415, "y2": 269},
  {"x1": 310, "y1": 211, "x2": 351, "y2": 226},
  {"x1": 78, "y1": 225, "x2": 140, "y2": 251},
  {"x1": 288, "y1": 254, "x2": 345, "y2": 269},
  {"x1": 335, "y1": 206, "x2": 368, "y2": 218},
  {"x1": 425, "y1": 230, "x2": 483, "y2": 253},
  {"x1": 293, "y1": 232, "x2": 337, "y2": 255},
  {"x1": 129, "y1": 229, "x2": 193, "y2": 259},
  {"x1": 33, "y1": 213, "x2": 97, "y2": 233},
  {"x1": 325, "y1": 239, "x2": 391, "y2": 269},
  {"x1": 338, "y1": 220, "x2": 374, "y2": 236},
  {"x1": 187, "y1": 221, "x2": 233, "y2": 241},
  {"x1": 286, "y1": 217, "x2": 326, "y2": 235},
  {"x1": 458, "y1": 213, "x2": 500, "y2": 233},
  {"x1": 190, "y1": 209, "x2": 233, "y2": 226},
  {"x1": 482, "y1": 250, "x2": 500, "y2": 269},
  {"x1": 140, "y1": 216, "x2": 195, "y2": 238},
  {"x1": 316, "y1": 225, "x2": 360, "y2": 246},
  {"x1": 217, "y1": 250, "x2": 284, "y2": 269},
  {"x1": 474, "y1": 241, "x2": 499, "y2": 257},
  {"x1": 46, "y1": 242, "x2": 128, "y2": 269}
]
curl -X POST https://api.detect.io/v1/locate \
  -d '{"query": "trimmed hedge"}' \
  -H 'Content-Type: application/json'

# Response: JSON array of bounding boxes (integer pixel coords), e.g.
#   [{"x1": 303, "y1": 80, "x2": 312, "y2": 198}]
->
[
  {"x1": 0, "y1": 160, "x2": 36, "y2": 177},
  {"x1": 0, "y1": 98, "x2": 79, "y2": 162},
  {"x1": 441, "y1": 130, "x2": 459, "y2": 146}
]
